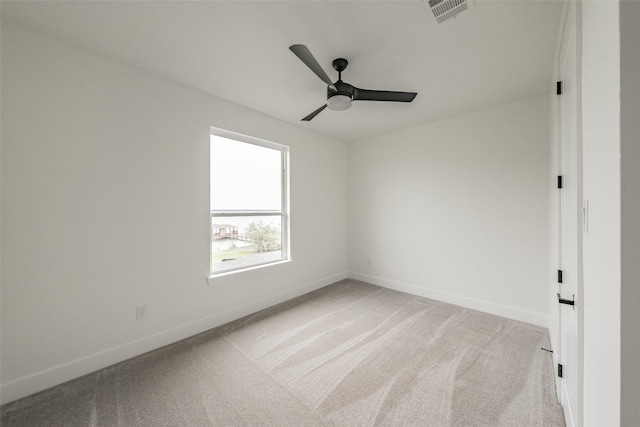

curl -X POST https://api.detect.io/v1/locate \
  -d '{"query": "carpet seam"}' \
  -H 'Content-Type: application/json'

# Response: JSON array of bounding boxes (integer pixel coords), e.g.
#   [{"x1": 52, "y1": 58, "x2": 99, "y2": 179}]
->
[{"x1": 223, "y1": 336, "x2": 335, "y2": 426}]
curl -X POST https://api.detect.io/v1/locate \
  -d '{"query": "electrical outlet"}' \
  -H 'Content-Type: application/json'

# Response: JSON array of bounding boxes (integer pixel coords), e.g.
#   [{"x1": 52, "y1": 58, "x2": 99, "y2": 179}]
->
[
  {"x1": 136, "y1": 305, "x2": 148, "y2": 320},
  {"x1": 367, "y1": 258, "x2": 372, "y2": 266}
]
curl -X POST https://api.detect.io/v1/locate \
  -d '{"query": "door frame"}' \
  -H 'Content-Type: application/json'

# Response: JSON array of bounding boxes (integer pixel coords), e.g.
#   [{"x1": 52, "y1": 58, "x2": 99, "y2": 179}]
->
[{"x1": 550, "y1": 1, "x2": 583, "y2": 426}]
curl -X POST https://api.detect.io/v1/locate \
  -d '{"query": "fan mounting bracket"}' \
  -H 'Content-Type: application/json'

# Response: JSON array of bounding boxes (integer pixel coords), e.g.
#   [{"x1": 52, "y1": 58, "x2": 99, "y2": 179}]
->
[{"x1": 332, "y1": 58, "x2": 348, "y2": 73}]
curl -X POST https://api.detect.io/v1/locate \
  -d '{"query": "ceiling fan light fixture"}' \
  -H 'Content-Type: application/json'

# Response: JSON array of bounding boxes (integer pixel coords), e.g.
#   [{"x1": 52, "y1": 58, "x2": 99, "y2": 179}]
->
[
  {"x1": 327, "y1": 94, "x2": 352, "y2": 111},
  {"x1": 290, "y1": 45, "x2": 417, "y2": 121}
]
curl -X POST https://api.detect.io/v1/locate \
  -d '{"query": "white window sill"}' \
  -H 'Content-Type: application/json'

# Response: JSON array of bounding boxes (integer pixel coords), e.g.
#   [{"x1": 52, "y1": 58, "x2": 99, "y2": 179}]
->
[{"x1": 207, "y1": 259, "x2": 292, "y2": 286}]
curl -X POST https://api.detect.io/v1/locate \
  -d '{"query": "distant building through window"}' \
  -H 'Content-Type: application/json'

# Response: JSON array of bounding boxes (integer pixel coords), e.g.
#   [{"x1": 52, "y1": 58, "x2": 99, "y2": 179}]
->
[{"x1": 210, "y1": 129, "x2": 289, "y2": 275}]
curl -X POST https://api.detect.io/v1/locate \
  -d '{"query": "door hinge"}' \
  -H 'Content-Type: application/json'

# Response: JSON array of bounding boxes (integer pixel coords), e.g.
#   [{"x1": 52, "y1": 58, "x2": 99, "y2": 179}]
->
[
  {"x1": 558, "y1": 270, "x2": 563, "y2": 283},
  {"x1": 558, "y1": 363, "x2": 563, "y2": 378},
  {"x1": 557, "y1": 175, "x2": 563, "y2": 189},
  {"x1": 557, "y1": 81, "x2": 563, "y2": 95}
]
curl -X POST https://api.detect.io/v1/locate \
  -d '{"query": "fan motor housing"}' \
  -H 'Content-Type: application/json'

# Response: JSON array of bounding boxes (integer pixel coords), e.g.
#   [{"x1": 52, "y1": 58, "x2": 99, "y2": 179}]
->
[{"x1": 327, "y1": 81, "x2": 355, "y2": 98}]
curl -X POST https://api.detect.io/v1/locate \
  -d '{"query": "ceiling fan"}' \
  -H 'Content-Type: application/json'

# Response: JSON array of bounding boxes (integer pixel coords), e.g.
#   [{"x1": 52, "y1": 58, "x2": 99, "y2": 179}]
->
[{"x1": 289, "y1": 44, "x2": 418, "y2": 121}]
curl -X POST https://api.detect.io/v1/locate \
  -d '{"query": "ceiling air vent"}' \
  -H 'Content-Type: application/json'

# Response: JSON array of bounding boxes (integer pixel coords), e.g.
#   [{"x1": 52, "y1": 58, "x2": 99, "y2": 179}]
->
[{"x1": 425, "y1": 0, "x2": 474, "y2": 24}]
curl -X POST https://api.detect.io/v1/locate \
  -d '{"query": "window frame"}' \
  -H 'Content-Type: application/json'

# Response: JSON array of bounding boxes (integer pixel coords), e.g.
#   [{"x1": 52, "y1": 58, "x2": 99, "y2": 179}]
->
[{"x1": 209, "y1": 127, "x2": 290, "y2": 277}]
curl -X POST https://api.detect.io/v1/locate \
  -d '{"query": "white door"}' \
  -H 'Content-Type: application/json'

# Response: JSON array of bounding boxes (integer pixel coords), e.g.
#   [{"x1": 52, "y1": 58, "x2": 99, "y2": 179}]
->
[{"x1": 557, "y1": 2, "x2": 582, "y2": 426}]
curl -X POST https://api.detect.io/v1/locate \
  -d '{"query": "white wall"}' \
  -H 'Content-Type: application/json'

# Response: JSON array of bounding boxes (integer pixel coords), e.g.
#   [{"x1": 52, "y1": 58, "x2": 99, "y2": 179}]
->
[
  {"x1": 0, "y1": 22, "x2": 348, "y2": 404},
  {"x1": 620, "y1": 2, "x2": 640, "y2": 425},
  {"x1": 581, "y1": 2, "x2": 621, "y2": 425},
  {"x1": 348, "y1": 95, "x2": 551, "y2": 326}
]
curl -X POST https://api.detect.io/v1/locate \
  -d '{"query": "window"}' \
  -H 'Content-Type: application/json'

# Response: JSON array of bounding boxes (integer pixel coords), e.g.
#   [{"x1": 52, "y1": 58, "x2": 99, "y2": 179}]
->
[{"x1": 210, "y1": 129, "x2": 289, "y2": 275}]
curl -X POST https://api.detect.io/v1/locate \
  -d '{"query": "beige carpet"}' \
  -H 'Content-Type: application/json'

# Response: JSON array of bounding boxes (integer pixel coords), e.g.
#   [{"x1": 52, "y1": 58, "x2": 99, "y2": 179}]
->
[{"x1": 1, "y1": 279, "x2": 565, "y2": 426}]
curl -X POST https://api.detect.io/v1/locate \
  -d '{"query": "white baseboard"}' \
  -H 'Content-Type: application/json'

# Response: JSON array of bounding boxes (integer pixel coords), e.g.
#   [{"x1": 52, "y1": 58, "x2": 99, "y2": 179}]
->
[
  {"x1": 0, "y1": 271, "x2": 349, "y2": 405},
  {"x1": 349, "y1": 271, "x2": 548, "y2": 327}
]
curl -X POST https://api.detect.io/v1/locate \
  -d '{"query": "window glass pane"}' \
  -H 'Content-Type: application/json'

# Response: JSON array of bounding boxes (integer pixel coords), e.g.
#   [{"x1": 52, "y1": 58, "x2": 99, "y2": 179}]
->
[
  {"x1": 210, "y1": 135, "x2": 282, "y2": 211},
  {"x1": 211, "y1": 215, "x2": 283, "y2": 273}
]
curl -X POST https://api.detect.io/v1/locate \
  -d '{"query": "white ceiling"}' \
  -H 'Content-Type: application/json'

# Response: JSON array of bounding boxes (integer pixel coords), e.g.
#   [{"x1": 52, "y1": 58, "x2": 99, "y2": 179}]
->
[{"x1": 1, "y1": 0, "x2": 563, "y2": 142}]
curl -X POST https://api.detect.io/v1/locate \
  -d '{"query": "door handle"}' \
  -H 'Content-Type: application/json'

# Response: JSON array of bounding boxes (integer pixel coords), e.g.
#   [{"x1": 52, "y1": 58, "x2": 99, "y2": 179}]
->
[{"x1": 558, "y1": 293, "x2": 575, "y2": 306}]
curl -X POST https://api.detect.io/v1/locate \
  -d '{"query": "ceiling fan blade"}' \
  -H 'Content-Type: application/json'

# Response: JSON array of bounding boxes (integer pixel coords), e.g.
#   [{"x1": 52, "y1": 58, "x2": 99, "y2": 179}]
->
[
  {"x1": 301, "y1": 104, "x2": 327, "y2": 121},
  {"x1": 289, "y1": 44, "x2": 336, "y2": 91},
  {"x1": 354, "y1": 88, "x2": 417, "y2": 102}
]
